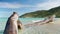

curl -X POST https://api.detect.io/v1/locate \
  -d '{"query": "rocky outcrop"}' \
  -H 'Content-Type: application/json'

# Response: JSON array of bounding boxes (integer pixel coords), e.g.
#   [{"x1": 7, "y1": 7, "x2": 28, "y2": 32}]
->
[{"x1": 4, "y1": 12, "x2": 19, "y2": 34}]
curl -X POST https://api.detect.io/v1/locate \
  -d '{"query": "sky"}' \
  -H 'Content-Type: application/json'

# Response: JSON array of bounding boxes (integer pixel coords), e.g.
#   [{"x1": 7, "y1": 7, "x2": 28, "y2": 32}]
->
[{"x1": 0, "y1": 0, "x2": 60, "y2": 17}]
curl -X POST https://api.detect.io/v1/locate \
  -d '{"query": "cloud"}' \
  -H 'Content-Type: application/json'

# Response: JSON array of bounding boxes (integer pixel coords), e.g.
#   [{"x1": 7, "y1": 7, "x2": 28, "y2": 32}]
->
[
  {"x1": 35, "y1": 0, "x2": 60, "y2": 10},
  {"x1": 0, "y1": 2, "x2": 33, "y2": 8},
  {"x1": 0, "y1": 0, "x2": 60, "y2": 10},
  {"x1": 0, "y1": 2, "x2": 21, "y2": 8},
  {"x1": 25, "y1": 0, "x2": 60, "y2": 10}
]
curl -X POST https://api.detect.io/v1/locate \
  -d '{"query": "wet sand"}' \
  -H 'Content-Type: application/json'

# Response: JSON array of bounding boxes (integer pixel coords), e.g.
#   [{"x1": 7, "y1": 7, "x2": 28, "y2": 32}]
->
[{"x1": 18, "y1": 18, "x2": 60, "y2": 34}]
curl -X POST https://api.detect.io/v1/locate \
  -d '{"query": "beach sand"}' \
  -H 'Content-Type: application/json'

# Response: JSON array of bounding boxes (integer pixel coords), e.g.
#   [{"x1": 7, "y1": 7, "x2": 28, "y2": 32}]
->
[{"x1": 18, "y1": 18, "x2": 60, "y2": 34}]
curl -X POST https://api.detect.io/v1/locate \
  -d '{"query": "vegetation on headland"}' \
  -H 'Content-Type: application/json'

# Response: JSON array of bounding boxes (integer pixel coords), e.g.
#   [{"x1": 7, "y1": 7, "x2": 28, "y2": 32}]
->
[{"x1": 20, "y1": 6, "x2": 60, "y2": 18}]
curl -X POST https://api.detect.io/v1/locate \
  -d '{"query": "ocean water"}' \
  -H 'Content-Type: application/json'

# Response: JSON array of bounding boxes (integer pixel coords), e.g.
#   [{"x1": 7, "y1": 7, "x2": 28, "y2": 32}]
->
[
  {"x1": 0, "y1": 17, "x2": 44, "y2": 34},
  {"x1": 0, "y1": 17, "x2": 60, "y2": 34}
]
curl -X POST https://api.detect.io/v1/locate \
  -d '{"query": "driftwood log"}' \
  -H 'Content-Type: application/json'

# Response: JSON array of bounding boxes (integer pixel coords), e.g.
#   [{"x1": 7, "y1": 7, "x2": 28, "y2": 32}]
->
[{"x1": 24, "y1": 15, "x2": 56, "y2": 27}]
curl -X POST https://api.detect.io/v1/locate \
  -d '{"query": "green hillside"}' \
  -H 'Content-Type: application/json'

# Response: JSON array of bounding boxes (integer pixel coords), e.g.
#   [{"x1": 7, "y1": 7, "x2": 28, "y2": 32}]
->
[
  {"x1": 49, "y1": 6, "x2": 60, "y2": 18},
  {"x1": 20, "y1": 6, "x2": 60, "y2": 18}
]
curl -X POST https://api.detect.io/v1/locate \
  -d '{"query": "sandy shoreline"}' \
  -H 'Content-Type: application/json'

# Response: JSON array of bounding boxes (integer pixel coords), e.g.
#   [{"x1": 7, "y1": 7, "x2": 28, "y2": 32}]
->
[
  {"x1": 0, "y1": 18, "x2": 60, "y2": 34},
  {"x1": 18, "y1": 18, "x2": 60, "y2": 34}
]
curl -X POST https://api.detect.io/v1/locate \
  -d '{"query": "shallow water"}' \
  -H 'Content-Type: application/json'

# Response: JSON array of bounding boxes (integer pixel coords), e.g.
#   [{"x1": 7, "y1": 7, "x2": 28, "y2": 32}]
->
[{"x1": 0, "y1": 17, "x2": 60, "y2": 34}]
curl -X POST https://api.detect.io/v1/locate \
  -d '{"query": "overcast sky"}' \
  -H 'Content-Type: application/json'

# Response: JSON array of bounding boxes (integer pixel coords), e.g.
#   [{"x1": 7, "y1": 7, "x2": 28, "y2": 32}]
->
[{"x1": 0, "y1": 0, "x2": 60, "y2": 17}]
